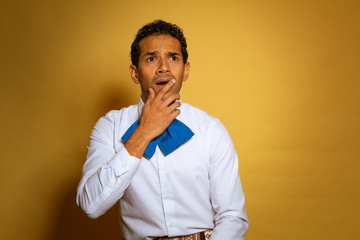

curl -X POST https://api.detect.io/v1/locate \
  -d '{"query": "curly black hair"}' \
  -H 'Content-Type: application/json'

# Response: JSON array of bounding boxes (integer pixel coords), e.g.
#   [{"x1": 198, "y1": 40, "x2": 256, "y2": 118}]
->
[{"x1": 130, "y1": 19, "x2": 188, "y2": 67}]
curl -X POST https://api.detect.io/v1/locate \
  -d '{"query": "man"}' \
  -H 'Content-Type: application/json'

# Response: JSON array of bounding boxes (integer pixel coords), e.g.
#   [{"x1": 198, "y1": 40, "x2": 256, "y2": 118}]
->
[{"x1": 77, "y1": 19, "x2": 249, "y2": 239}]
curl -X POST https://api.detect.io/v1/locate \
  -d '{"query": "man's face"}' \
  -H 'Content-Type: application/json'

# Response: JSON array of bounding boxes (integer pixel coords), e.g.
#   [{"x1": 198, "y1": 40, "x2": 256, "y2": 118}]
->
[{"x1": 130, "y1": 34, "x2": 190, "y2": 102}]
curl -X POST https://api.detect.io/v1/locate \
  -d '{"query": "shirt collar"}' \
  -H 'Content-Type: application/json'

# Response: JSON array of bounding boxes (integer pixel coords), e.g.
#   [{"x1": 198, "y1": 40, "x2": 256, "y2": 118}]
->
[{"x1": 136, "y1": 98, "x2": 145, "y2": 117}]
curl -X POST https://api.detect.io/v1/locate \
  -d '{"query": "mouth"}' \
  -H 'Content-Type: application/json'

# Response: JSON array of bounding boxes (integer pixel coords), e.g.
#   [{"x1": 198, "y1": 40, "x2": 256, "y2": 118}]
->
[
  {"x1": 155, "y1": 77, "x2": 174, "y2": 86},
  {"x1": 156, "y1": 81, "x2": 168, "y2": 86}
]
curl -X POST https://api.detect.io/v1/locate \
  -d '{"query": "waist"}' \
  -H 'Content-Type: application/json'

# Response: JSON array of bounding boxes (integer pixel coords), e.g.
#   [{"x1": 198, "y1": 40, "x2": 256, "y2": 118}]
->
[{"x1": 154, "y1": 229, "x2": 213, "y2": 240}]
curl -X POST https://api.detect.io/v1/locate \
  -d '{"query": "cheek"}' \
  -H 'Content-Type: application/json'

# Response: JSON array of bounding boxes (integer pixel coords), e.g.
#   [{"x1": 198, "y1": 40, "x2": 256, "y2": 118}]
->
[{"x1": 138, "y1": 72, "x2": 152, "y2": 85}]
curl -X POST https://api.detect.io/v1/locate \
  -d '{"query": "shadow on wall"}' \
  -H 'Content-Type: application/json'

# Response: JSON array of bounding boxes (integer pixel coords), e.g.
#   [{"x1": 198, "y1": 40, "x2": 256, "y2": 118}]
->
[
  {"x1": 51, "y1": 184, "x2": 122, "y2": 240},
  {"x1": 50, "y1": 85, "x2": 137, "y2": 240}
]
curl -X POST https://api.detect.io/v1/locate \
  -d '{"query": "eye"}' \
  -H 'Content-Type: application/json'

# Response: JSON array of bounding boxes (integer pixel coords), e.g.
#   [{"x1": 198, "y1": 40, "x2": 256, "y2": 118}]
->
[
  {"x1": 170, "y1": 56, "x2": 178, "y2": 61},
  {"x1": 147, "y1": 56, "x2": 156, "y2": 62}
]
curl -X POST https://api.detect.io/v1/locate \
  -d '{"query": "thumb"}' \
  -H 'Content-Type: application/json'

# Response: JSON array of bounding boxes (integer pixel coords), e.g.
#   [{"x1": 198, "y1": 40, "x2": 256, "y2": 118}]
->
[{"x1": 145, "y1": 88, "x2": 155, "y2": 105}]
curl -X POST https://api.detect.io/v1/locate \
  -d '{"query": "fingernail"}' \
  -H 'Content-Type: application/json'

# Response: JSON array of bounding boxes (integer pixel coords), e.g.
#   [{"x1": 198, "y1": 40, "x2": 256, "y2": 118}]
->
[{"x1": 171, "y1": 79, "x2": 176, "y2": 83}]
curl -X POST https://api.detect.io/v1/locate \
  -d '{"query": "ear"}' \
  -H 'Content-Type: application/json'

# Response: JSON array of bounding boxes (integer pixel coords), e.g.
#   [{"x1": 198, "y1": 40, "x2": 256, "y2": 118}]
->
[
  {"x1": 183, "y1": 62, "x2": 190, "y2": 82},
  {"x1": 129, "y1": 65, "x2": 139, "y2": 84}
]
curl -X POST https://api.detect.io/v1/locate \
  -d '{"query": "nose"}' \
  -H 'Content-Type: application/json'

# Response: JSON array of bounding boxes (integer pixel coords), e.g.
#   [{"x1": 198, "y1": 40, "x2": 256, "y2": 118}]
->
[{"x1": 156, "y1": 59, "x2": 170, "y2": 74}]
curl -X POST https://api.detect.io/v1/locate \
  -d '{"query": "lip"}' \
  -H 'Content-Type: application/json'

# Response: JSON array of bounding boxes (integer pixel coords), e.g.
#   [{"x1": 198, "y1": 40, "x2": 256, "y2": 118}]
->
[
  {"x1": 155, "y1": 77, "x2": 173, "y2": 85},
  {"x1": 154, "y1": 77, "x2": 175, "y2": 89}
]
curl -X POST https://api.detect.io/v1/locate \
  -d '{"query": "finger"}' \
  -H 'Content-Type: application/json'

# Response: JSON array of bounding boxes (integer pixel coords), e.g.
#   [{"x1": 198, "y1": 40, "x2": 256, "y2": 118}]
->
[
  {"x1": 169, "y1": 109, "x2": 181, "y2": 118},
  {"x1": 166, "y1": 101, "x2": 181, "y2": 114},
  {"x1": 145, "y1": 88, "x2": 155, "y2": 105},
  {"x1": 162, "y1": 93, "x2": 180, "y2": 107},
  {"x1": 155, "y1": 79, "x2": 176, "y2": 101}
]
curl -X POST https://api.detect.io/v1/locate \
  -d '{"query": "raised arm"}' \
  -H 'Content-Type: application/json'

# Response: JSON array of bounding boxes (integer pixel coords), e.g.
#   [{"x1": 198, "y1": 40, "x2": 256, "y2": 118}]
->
[{"x1": 76, "y1": 80, "x2": 180, "y2": 218}]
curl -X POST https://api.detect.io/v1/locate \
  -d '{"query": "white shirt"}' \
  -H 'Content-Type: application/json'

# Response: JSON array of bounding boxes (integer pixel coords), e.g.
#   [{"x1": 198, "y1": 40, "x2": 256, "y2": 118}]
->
[{"x1": 76, "y1": 100, "x2": 249, "y2": 239}]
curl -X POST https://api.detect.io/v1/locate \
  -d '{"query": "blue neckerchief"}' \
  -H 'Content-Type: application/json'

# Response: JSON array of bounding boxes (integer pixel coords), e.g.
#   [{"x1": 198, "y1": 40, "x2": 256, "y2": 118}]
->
[{"x1": 121, "y1": 119, "x2": 194, "y2": 158}]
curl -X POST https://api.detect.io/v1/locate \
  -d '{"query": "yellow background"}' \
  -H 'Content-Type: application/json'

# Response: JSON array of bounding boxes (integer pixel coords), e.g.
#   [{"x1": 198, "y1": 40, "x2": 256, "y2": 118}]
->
[{"x1": 1, "y1": 0, "x2": 359, "y2": 239}]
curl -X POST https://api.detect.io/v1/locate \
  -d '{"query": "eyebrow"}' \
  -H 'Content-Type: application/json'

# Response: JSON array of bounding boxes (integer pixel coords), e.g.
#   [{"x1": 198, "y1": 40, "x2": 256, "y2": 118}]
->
[
  {"x1": 144, "y1": 51, "x2": 158, "y2": 56},
  {"x1": 168, "y1": 51, "x2": 180, "y2": 56},
  {"x1": 143, "y1": 51, "x2": 181, "y2": 56}
]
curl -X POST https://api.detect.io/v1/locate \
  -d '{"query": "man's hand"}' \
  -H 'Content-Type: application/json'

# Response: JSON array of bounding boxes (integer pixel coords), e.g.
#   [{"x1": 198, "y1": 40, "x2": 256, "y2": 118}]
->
[
  {"x1": 140, "y1": 79, "x2": 181, "y2": 139},
  {"x1": 124, "y1": 79, "x2": 181, "y2": 158}
]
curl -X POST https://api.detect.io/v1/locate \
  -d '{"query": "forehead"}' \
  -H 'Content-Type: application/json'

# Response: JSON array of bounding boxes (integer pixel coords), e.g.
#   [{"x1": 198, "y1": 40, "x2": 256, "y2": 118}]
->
[{"x1": 139, "y1": 34, "x2": 181, "y2": 55}]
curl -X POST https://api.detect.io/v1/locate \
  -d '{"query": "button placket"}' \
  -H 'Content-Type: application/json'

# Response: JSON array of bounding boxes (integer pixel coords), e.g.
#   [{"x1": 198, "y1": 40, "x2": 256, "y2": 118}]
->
[{"x1": 157, "y1": 147, "x2": 176, "y2": 235}]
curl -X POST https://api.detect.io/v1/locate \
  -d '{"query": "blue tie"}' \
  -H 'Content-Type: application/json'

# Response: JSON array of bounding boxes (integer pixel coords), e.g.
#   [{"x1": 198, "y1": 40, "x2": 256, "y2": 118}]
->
[{"x1": 121, "y1": 119, "x2": 194, "y2": 158}]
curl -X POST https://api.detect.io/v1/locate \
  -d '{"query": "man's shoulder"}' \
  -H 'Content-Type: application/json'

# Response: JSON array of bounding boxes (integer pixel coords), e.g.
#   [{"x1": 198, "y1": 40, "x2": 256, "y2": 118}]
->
[
  {"x1": 95, "y1": 104, "x2": 139, "y2": 127},
  {"x1": 181, "y1": 103, "x2": 234, "y2": 147},
  {"x1": 103, "y1": 104, "x2": 138, "y2": 118},
  {"x1": 180, "y1": 103, "x2": 221, "y2": 127}
]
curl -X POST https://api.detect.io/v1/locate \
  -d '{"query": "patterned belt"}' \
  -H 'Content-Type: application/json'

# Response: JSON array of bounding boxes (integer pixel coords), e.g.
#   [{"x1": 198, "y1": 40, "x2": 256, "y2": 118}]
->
[{"x1": 154, "y1": 229, "x2": 213, "y2": 240}]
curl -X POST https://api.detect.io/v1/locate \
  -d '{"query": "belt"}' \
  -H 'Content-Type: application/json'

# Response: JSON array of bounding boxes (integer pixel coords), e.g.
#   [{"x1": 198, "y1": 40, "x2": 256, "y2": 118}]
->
[{"x1": 154, "y1": 229, "x2": 213, "y2": 240}]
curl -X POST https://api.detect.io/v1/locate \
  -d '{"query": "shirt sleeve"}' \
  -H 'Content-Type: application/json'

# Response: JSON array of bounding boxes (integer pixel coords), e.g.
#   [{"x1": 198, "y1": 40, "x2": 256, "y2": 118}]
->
[
  {"x1": 207, "y1": 119, "x2": 249, "y2": 239},
  {"x1": 76, "y1": 112, "x2": 141, "y2": 219}
]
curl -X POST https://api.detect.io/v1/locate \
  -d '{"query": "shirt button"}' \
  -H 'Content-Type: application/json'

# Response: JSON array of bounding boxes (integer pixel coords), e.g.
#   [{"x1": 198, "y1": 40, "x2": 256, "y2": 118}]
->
[
  {"x1": 169, "y1": 224, "x2": 174, "y2": 228},
  {"x1": 164, "y1": 195, "x2": 169, "y2": 199},
  {"x1": 121, "y1": 163, "x2": 127, "y2": 168}
]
